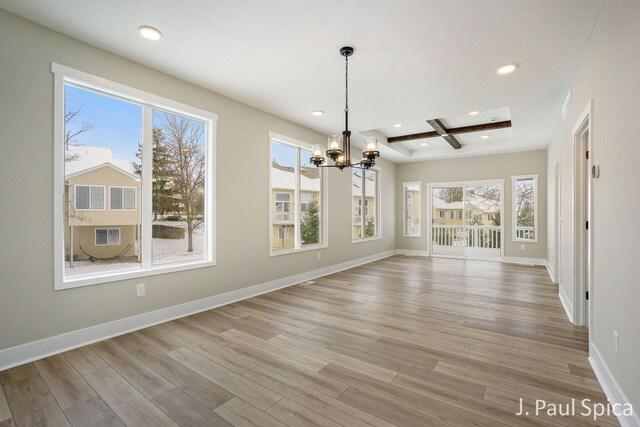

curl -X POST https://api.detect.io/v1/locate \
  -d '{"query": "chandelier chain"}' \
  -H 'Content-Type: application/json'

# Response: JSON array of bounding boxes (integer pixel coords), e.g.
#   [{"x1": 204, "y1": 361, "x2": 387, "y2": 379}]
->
[{"x1": 345, "y1": 56, "x2": 349, "y2": 113}]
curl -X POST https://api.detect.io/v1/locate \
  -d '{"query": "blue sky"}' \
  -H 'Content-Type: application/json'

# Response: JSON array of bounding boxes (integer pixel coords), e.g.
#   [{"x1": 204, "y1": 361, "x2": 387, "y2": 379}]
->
[
  {"x1": 272, "y1": 141, "x2": 314, "y2": 168},
  {"x1": 65, "y1": 85, "x2": 142, "y2": 163}
]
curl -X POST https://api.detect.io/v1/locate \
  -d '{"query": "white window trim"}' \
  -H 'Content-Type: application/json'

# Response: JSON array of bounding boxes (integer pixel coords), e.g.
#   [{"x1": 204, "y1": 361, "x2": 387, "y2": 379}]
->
[
  {"x1": 511, "y1": 174, "x2": 539, "y2": 243},
  {"x1": 74, "y1": 185, "x2": 105, "y2": 211},
  {"x1": 352, "y1": 167, "x2": 381, "y2": 244},
  {"x1": 268, "y1": 132, "x2": 328, "y2": 257},
  {"x1": 95, "y1": 228, "x2": 121, "y2": 246},
  {"x1": 402, "y1": 181, "x2": 422, "y2": 238},
  {"x1": 109, "y1": 186, "x2": 137, "y2": 211},
  {"x1": 53, "y1": 63, "x2": 218, "y2": 290}
]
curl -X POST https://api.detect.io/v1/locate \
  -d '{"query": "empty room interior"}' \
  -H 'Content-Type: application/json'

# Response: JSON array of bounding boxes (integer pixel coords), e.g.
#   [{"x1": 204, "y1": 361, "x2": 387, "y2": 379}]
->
[{"x1": 1, "y1": 0, "x2": 639, "y2": 426}]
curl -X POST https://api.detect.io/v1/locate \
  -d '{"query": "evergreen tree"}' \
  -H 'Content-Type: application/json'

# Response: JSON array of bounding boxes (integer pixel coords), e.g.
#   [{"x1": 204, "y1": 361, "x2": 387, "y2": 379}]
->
[
  {"x1": 300, "y1": 200, "x2": 320, "y2": 245},
  {"x1": 132, "y1": 128, "x2": 177, "y2": 220},
  {"x1": 365, "y1": 217, "x2": 376, "y2": 237},
  {"x1": 492, "y1": 211, "x2": 501, "y2": 226}
]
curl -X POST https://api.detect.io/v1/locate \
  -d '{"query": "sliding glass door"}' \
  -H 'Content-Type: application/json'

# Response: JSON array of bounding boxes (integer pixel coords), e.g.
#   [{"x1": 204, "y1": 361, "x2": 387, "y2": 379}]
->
[{"x1": 430, "y1": 182, "x2": 502, "y2": 260}]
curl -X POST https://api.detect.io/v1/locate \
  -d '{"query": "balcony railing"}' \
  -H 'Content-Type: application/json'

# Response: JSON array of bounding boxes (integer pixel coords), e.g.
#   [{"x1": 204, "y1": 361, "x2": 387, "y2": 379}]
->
[
  {"x1": 515, "y1": 226, "x2": 535, "y2": 240},
  {"x1": 432, "y1": 224, "x2": 501, "y2": 249},
  {"x1": 273, "y1": 212, "x2": 296, "y2": 224}
]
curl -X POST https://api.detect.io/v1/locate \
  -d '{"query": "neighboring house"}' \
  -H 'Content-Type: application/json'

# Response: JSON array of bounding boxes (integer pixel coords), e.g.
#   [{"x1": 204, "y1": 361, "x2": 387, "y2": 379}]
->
[
  {"x1": 405, "y1": 187, "x2": 420, "y2": 234},
  {"x1": 352, "y1": 171, "x2": 377, "y2": 238},
  {"x1": 271, "y1": 160, "x2": 320, "y2": 250},
  {"x1": 65, "y1": 145, "x2": 141, "y2": 264},
  {"x1": 432, "y1": 194, "x2": 499, "y2": 226}
]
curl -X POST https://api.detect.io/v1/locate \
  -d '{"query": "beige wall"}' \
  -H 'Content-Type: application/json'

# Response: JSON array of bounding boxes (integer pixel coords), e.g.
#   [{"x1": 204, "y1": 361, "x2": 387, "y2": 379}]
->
[
  {"x1": 0, "y1": 10, "x2": 396, "y2": 351},
  {"x1": 546, "y1": 0, "x2": 640, "y2": 412},
  {"x1": 396, "y1": 150, "x2": 547, "y2": 259}
]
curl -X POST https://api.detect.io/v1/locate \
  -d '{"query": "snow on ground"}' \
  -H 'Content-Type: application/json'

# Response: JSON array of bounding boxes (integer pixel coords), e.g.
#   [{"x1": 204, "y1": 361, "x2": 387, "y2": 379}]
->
[{"x1": 65, "y1": 221, "x2": 206, "y2": 276}]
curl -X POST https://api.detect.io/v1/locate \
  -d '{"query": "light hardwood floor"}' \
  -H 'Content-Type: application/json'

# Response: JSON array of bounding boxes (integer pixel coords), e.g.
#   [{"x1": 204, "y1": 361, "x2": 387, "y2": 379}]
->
[{"x1": 0, "y1": 256, "x2": 617, "y2": 426}]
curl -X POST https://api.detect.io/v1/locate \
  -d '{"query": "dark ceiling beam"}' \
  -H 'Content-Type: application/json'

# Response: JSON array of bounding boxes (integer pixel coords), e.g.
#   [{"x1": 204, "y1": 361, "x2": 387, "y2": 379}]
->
[
  {"x1": 387, "y1": 120, "x2": 512, "y2": 144},
  {"x1": 426, "y1": 119, "x2": 461, "y2": 149}
]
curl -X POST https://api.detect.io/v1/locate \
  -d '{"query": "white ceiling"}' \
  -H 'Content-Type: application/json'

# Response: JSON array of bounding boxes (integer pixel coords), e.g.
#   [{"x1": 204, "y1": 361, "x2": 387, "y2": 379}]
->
[{"x1": 0, "y1": 0, "x2": 604, "y2": 163}]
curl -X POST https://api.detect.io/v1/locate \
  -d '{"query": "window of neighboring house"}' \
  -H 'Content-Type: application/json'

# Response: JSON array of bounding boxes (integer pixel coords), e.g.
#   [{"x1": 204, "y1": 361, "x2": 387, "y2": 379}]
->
[
  {"x1": 403, "y1": 182, "x2": 421, "y2": 237},
  {"x1": 95, "y1": 228, "x2": 120, "y2": 246},
  {"x1": 277, "y1": 226, "x2": 290, "y2": 240},
  {"x1": 110, "y1": 187, "x2": 136, "y2": 210},
  {"x1": 55, "y1": 64, "x2": 217, "y2": 290},
  {"x1": 75, "y1": 185, "x2": 104, "y2": 210},
  {"x1": 474, "y1": 213, "x2": 483, "y2": 222},
  {"x1": 512, "y1": 174, "x2": 539, "y2": 242},
  {"x1": 270, "y1": 133, "x2": 326, "y2": 255},
  {"x1": 439, "y1": 210, "x2": 445, "y2": 218},
  {"x1": 352, "y1": 168, "x2": 380, "y2": 241},
  {"x1": 488, "y1": 213, "x2": 494, "y2": 221}
]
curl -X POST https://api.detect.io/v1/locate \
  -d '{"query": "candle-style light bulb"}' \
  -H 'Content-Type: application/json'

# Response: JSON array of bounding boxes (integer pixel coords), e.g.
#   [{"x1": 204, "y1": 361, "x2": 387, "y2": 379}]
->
[
  {"x1": 364, "y1": 137, "x2": 378, "y2": 152},
  {"x1": 328, "y1": 135, "x2": 342, "y2": 151}
]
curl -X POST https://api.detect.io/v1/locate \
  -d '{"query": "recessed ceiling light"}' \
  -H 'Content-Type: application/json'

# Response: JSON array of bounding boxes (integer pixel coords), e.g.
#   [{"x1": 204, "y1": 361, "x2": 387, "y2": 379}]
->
[
  {"x1": 481, "y1": 135, "x2": 490, "y2": 139},
  {"x1": 421, "y1": 142, "x2": 429, "y2": 146},
  {"x1": 311, "y1": 110, "x2": 324, "y2": 116},
  {"x1": 468, "y1": 111, "x2": 479, "y2": 116},
  {"x1": 497, "y1": 64, "x2": 518, "y2": 75},
  {"x1": 138, "y1": 26, "x2": 162, "y2": 41},
  {"x1": 393, "y1": 123, "x2": 402, "y2": 128}
]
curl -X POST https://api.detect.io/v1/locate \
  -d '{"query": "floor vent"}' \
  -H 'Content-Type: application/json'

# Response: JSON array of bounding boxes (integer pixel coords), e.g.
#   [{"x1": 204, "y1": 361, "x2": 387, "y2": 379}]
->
[{"x1": 300, "y1": 280, "x2": 315, "y2": 286}]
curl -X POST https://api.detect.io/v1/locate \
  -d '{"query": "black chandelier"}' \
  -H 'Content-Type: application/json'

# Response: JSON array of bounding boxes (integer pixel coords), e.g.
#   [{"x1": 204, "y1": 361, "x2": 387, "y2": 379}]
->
[{"x1": 310, "y1": 46, "x2": 380, "y2": 170}]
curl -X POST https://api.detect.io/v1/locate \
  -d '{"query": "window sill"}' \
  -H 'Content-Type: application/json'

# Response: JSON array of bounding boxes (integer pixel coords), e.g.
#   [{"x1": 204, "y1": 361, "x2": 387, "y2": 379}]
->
[
  {"x1": 56, "y1": 259, "x2": 216, "y2": 290},
  {"x1": 270, "y1": 243, "x2": 328, "y2": 257},
  {"x1": 512, "y1": 238, "x2": 539, "y2": 243},
  {"x1": 403, "y1": 234, "x2": 422, "y2": 238},
  {"x1": 352, "y1": 236, "x2": 381, "y2": 244}
]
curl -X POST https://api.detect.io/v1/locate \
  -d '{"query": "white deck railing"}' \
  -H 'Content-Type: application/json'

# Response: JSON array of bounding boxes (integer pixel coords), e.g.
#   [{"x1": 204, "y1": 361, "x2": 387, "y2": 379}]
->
[
  {"x1": 432, "y1": 224, "x2": 501, "y2": 249},
  {"x1": 273, "y1": 212, "x2": 296, "y2": 223},
  {"x1": 515, "y1": 226, "x2": 534, "y2": 240}
]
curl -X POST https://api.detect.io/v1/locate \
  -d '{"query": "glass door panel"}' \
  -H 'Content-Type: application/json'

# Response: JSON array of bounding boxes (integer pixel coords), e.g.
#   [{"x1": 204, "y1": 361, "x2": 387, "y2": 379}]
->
[
  {"x1": 431, "y1": 186, "x2": 465, "y2": 256},
  {"x1": 464, "y1": 185, "x2": 501, "y2": 259}
]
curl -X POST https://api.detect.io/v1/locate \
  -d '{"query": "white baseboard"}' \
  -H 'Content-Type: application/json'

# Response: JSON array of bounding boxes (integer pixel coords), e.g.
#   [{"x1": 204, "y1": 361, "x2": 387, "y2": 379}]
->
[
  {"x1": 589, "y1": 343, "x2": 640, "y2": 427},
  {"x1": 0, "y1": 250, "x2": 396, "y2": 371},
  {"x1": 558, "y1": 285, "x2": 573, "y2": 323},
  {"x1": 395, "y1": 249, "x2": 429, "y2": 257},
  {"x1": 546, "y1": 262, "x2": 557, "y2": 283},
  {"x1": 502, "y1": 256, "x2": 547, "y2": 266}
]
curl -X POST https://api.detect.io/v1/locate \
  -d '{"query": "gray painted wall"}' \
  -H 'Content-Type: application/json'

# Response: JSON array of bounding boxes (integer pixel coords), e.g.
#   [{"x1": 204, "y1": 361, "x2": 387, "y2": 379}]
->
[
  {"x1": 0, "y1": 10, "x2": 396, "y2": 350},
  {"x1": 547, "y1": 0, "x2": 640, "y2": 412},
  {"x1": 396, "y1": 150, "x2": 548, "y2": 260}
]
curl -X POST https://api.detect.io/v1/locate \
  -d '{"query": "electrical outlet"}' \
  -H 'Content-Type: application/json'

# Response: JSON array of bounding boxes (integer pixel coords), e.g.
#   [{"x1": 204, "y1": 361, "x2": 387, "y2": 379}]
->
[
  {"x1": 520, "y1": 244, "x2": 526, "y2": 251},
  {"x1": 317, "y1": 252, "x2": 321, "y2": 260},
  {"x1": 613, "y1": 331, "x2": 619, "y2": 355},
  {"x1": 136, "y1": 283, "x2": 145, "y2": 297}
]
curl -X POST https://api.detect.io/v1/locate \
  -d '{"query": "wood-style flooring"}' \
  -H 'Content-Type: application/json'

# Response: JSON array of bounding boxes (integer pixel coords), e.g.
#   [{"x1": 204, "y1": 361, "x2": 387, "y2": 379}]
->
[{"x1": 0, "y1": 256, "x2": 616, "y2": 426}]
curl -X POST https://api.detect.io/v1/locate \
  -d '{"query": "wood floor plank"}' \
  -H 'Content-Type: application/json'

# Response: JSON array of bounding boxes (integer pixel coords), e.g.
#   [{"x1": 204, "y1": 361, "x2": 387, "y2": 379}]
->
[
  {"x1": 266, "y1": 397, "x2": 342, "y2": 427},
  {"x1": 0, "y1": 364, "x2": 39, "y2": 386},
  {"x1": 90, "y1": 339, "x2": 175, "y2": 399},
  {"x1": 0, "y1": 387, "x2": 11, "y2": 422},
  {"x1": 152, "y1": 388, "x2": 233, "y2": 427},
  {"x1": 213, "y1": 397, "x2": 286, "y2": 427},
  {"x1": 168, "y1": 347, "x2": 282, "y2": 411},
  {"x1": 242, "y1": 365, "x2": 394, "y2": 427},
  {"x1": 35, "y1": 354, "x2": 97, "y2": 409},
  {"x1": 63, "y1": 347, "x2": 109, "y2": 376},
  {"x1": 64, "y1": 396, "x2": 124, "y2": 427},
  {"x1": 83, "y1": 367, "x2": 177, "y2": 427},
  {"x1": 3, "y1": 376, "x2": 70, "y2": 427}
]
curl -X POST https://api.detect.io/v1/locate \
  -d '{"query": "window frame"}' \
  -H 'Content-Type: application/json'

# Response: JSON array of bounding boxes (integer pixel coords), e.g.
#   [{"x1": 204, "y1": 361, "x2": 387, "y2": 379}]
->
[
  {"x1": 53, "y1": 63, "x2": 217, "y2": 290},
  {"x1": 402, "y1": 181, "x2": 421, "y2": 238},
  {"x1": 352, "y1": 167, "x2": 381, "y2": 243},
  {"x1": 95, "y1": 228, "x2": 121, "y2": 246},
  {"x1": 74, "y1": 185, "x2": 105, "y2": 211},
  {"x1": 511, "y1": 174, "x2": 539, "y2": 243},
  {"x1": 268, "y1": 132, "x2": 328, "y2": 256},
  {"x1": 109, "y1": 186, "x2": 137, "y2": 211}
]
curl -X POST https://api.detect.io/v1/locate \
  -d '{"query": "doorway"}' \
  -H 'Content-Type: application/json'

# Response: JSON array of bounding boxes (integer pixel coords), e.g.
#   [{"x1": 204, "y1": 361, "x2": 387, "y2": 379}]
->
[
  {"x1": 428, "y1": 180, "x2": 504, "y2": 261},
  {"x1": 572, "y1": 101, "x2": 592, "y2": 327}
]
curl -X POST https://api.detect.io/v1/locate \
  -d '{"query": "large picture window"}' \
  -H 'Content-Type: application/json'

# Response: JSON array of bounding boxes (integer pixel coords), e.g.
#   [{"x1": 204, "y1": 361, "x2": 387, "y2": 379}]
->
[
  {"x1": 512, "y1": 174, "x2": 538, "y2": 242},
  {"x1": 54, "y1": 64, "x2": 216, "y2": 289},
  {"x1": 270, "y1": 132, "x2": 326, "y2": 255},
  {"x1": 403, "y1": 182, "x2": 421, "y2": 237},
  {"x1": 352, "y1": 168, "x2": 380, "y2": 241}
]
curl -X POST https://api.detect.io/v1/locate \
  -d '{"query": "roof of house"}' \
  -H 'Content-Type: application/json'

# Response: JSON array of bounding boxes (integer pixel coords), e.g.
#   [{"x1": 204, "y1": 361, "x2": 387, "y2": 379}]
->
[
  {"x1": 65, "y1": 145, "x2": 136, "y2": 178},
  {"x1": 432, "y1": 193, "x2": 499, "y2": 213},
  {"x1": 271, "y1": 160, "x2": 321, "y2": 192}
]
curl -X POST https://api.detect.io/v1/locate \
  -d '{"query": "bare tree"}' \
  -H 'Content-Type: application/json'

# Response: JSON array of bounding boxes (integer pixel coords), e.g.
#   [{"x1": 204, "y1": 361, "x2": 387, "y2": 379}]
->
[
  {"x1": 515, "y1": 181, "x2": 535, "y2": 226},
  {"x1": 157, "y1": 112, "x2": 205, "y2": 252},
  {"x1": 64, "y1": 106, "x2": 92, "y2": 162},
  {"x1": 439, "y1": 187, "x2": 463, "y2": 203}
]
